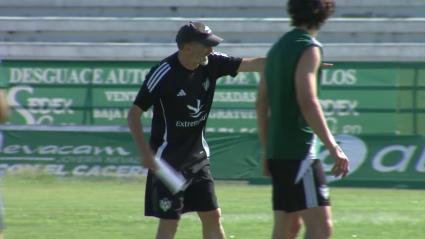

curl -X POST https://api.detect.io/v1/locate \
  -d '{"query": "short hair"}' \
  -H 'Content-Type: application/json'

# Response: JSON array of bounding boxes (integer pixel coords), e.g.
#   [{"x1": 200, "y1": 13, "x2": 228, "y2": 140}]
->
[{"x1": 287, "y1": 0, "x2": 335, "y2": 30}]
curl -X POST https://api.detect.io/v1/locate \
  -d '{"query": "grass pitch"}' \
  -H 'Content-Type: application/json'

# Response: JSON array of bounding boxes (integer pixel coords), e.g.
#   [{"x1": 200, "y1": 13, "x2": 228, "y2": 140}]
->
[{"x1": 2, "y1": 174, "x2": 425, "y2": 239}]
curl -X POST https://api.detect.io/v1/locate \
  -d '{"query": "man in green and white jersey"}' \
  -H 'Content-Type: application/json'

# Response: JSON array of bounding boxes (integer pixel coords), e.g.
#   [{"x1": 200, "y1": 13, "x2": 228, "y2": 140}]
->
[{"x1": 256, "y1": 1, "x2": 350, "y2": 239}]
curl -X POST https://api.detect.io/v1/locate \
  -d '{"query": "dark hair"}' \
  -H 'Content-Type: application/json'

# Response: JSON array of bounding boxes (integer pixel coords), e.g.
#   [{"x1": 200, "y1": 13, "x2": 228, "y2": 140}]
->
[{"x1": 287, "y1": 0, "x2": 335, "y2": 30}]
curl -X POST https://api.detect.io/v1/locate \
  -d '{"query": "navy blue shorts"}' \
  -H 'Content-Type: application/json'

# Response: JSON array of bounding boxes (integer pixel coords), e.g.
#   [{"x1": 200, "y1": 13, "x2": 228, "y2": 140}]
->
[
  {"x1": 145, "y1": 163, "x2": 218, "y2": 219},
  {"x1": 268, "y1": 159, "x2": 330, "y2": 213}
]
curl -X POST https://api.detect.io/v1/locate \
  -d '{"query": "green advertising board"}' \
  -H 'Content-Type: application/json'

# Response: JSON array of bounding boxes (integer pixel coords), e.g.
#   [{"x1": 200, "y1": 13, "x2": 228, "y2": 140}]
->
[
  {"x1": 1, "y1": 61, "x2": 424, "y2": 135},
  {"x1": 1, "y1": 60, "x2": 424, "y2": 186},
  {"x1": 0, "y1": 128, "x2": 144, "y2": 177},
  {"x1": 0, "y1": 129, "x2": 424, "y2": 188},
  {"x1": 0, "y1": 128, "x2": 261, "y2": 179},
  {"x1": 320, "y1": 134, "x2": 425, "y2": 187}
]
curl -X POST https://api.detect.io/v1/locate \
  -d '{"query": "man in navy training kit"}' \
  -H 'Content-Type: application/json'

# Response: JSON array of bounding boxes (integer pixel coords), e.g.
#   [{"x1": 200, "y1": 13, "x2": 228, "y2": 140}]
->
[{"x1": 127, "y1": 21, "x2": 264, "y2": 239}]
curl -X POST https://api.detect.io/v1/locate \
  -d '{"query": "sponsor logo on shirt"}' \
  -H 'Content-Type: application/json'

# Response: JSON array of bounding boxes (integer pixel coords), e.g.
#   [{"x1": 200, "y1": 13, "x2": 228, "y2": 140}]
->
[
  {"x1": 187, "y1": 99, "x2": 204, "y2": 118},
  {"x1": 176, "y1": 114, "x2": 207, "y2": 128},
  {"x1": 176, "y1": 99, "x2": 207, "y2": 128}
]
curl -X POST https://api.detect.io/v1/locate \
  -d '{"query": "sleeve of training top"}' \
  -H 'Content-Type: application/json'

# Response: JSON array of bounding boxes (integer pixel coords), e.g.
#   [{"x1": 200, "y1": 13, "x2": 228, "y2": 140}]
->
[
  {"x1": 133, "y1": 62, "x2": 170, "y2": 111},
  {"x1": 208, "y1": 52, "x2": 242, "y2": 79}
]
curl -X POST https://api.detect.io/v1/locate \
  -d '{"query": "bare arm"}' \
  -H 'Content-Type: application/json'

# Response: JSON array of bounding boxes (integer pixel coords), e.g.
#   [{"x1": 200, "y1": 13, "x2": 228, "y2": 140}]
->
[
  {"x1": 295, "y1": 47, "x2": 349, "y2": 177},
  {"x1": 255, "y1": 72, "x2": 270, "y2": 176},
  {"x1": 237, "y1": 57, "x2": 265, "y2": 72},
  {"x1": 0, "y1": 90, "x2": 9, "y2": 123},
  {"x1": 127, "y1": 105, "x2": 156, "y2": 170},
  {"x1": 256, "y1": 72, "x2": 268, "y2": 152},
  {"x1": 236, "y1": 58, "x2": 331, "y2": 76}
]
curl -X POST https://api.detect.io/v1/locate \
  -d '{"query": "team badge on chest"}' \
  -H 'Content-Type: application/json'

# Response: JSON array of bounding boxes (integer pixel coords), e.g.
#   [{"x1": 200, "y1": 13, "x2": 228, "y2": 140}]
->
[{"x1": 202, "y1": 78, "x2": 210, "y2": 91}]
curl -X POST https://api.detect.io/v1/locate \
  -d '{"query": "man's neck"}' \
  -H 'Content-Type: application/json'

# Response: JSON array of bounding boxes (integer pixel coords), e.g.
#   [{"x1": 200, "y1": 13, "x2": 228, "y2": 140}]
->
[
  {"x1": 298, "y1": 26, "x2": 319, "y2": 37},
  {"x1": 177, "y1": 52, "x2": 198, "y2": 70}
]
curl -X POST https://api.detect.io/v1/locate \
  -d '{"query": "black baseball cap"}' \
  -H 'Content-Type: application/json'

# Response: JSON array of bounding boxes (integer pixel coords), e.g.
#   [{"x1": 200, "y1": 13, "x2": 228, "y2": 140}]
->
[{"x1": 176, "y1": 21, "x2": 223, "y2": 47}]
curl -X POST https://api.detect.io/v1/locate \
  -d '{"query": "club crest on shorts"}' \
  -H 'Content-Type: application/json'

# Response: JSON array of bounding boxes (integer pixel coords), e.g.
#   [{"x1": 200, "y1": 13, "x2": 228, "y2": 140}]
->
[{"x1": 159, "y1": 198, "x2": 172, "y2": 212}]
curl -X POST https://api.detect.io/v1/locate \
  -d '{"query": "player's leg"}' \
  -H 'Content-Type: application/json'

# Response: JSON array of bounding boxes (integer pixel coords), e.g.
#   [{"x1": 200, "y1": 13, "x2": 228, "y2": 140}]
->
[
  {"x1": 197, "y1": 209, "x2": 225, "y2": 239},
  {"x1": 145, "y1": 171, "x2": 184, "y2": 239},
  {"x1": 297, "y1": 160, "x2": 332, "y2": 239},
  {"x1": 156, "y1": 219, "x2": 179, "y2": 239},
  {"x1": 268, "y1": 159, "x2": 304, "y2": 239},
  {"x1": 272, "y1": 211, "x2": 302, "y2": 239},
  {"x1": 298, "y1": 206, "x2": 332, "y2": 239},
  {"x1": 183, "y1": 164, "x2": 225, "y2": 239}
]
